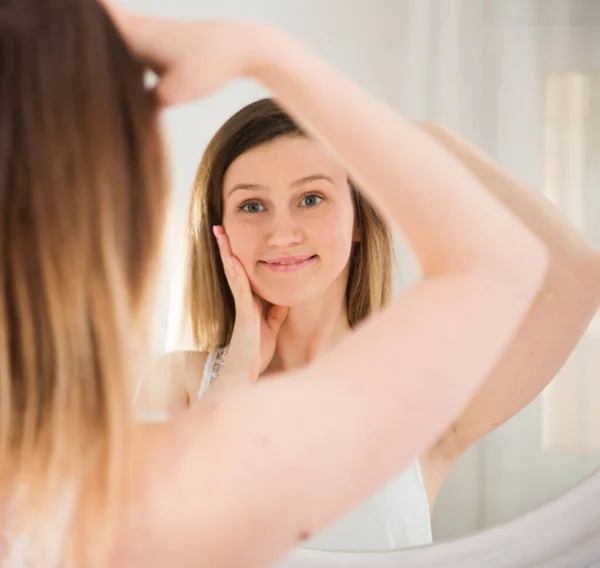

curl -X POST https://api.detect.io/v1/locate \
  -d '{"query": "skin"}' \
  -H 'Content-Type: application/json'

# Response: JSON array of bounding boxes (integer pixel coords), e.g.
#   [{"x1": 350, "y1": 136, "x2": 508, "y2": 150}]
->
[
  {"x1": 66, "y1": 7, "x2": 554, "y2": 568},
  {"x1": 139, "y1": 124, "x2": 600, "y2": 510},
  {"x1": 223, "y1": 135, "x2": 356, "y2": 373}
]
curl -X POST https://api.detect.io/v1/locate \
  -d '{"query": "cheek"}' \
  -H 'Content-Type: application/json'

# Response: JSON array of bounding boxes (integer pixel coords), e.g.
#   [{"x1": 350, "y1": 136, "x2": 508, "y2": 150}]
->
[
  {"x1": 223, "y1": 221, "x2": 259, "y2": 269},
  {"x1": 311, "y1": 206, "x2": 355, "y2": 257}
]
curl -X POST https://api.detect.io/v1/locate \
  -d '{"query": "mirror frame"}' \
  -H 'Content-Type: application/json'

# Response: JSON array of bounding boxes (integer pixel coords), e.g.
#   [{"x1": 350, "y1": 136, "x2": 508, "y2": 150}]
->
[{"x1": 279, "y1": 469, "x2": 600, "y2": 567}]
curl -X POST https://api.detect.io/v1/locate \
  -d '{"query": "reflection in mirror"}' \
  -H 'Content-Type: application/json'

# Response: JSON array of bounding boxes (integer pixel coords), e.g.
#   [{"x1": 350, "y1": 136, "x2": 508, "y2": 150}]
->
[
  {"x1": 542, "y1": 71, "x2": 600, "y2": 453},
  {"x1": 433, "y1": 69, "x2": 600, "y2": 546},
  {"x1": 134, "y1": 0, "x2": 600, "y2": 556}
]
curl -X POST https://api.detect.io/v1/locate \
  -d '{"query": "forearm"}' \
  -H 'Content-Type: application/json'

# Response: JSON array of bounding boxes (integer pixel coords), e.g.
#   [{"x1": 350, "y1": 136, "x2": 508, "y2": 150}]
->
[
  {"x1": 416, "y1": 122, "x2": 600, "y2": 273},
  {"x1": 246, "y1": 25, "x2": 544, "y2": 278},
  {"x1": 415, "y1": 123, "x2": 600, "y2": 462}
]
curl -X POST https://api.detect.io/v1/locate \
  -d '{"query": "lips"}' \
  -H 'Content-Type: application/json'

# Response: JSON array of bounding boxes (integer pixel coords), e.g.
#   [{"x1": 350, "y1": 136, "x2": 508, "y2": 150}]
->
[
  {"x1": 259, "y1": 255, "x2": 318, "y2": 273},
  {"x1": 263, "y1": 255, "x2": 315, "y2": 265}
]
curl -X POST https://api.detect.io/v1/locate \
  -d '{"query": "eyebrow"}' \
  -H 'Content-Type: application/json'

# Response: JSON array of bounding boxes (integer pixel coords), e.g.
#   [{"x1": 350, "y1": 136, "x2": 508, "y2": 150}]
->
[{"x1": 227, "y1": 174, "x2": 335, "y2": 197}]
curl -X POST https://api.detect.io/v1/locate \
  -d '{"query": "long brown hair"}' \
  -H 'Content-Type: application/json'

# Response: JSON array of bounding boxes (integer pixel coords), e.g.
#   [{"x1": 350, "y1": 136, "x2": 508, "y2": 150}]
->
[
  {"x1": 185, "y1": 98, "x2": 393, "y2": 350},
  {"x1": 0, "y1": 0, "x2": 167, "y2": 563}
]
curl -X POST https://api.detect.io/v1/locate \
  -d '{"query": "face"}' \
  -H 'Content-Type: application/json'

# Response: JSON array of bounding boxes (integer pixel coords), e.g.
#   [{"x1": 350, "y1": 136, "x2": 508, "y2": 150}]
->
[{"x1": 221, "y1": 135, "x2": 357, "y2": 307}]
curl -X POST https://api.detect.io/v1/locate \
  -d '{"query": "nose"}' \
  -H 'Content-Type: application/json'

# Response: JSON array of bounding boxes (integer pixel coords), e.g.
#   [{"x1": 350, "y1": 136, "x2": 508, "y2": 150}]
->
[{"x1": 266, "y1": 210, "x2": 304, "y2": 249}]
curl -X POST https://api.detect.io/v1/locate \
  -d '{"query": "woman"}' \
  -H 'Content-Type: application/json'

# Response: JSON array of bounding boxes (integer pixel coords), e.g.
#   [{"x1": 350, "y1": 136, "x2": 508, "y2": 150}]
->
[
  {"x1": 139, "y1": 99, "x2": 600, "y2": 550},
  {"x1": 1, "y1": 1, "x2": 552, "y2": 567}
]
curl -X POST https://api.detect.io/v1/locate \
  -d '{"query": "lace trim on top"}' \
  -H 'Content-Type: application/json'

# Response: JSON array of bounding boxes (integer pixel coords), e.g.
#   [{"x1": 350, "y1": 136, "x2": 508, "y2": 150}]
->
[
  {"x1": 198, "y1": 346, "x2": 230, "y2": 399},
  {"x1": 209, "y1": 346, "x2": 229, "y2": 386}
]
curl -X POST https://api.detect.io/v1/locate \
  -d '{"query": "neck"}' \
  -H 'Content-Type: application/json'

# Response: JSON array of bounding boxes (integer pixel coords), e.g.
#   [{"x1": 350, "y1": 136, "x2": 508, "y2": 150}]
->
[{"x1": 267, "y1": 274, "x2": 351, "y2": 374}]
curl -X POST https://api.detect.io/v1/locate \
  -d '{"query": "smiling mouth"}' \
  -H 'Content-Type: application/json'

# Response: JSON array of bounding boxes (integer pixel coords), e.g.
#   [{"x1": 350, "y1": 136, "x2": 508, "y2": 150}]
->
[{"x1": 259, "y1": 255, "x2": 318, "y2": 273}]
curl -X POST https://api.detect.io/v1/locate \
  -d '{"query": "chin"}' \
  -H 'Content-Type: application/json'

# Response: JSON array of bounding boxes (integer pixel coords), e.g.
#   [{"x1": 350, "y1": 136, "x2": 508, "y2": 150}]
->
[{"x1": 254, "y1": 282, "x2": 324, "y2": 308}]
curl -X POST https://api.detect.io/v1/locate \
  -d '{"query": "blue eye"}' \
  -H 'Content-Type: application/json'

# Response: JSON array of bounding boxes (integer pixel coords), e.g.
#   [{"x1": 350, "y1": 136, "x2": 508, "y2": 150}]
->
[
  {"x1": 301, "y1": 194, "x2": 323, "y2": 207},
  {"x1": 240, "y1": 202, "x2": 266, "y2": 213}
]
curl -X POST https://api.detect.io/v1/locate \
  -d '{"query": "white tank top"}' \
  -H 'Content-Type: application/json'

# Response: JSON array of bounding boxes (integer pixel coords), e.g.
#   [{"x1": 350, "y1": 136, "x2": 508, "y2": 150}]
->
[{"x1": 198, "y1": 347, "x2": 433, "y2": 552}]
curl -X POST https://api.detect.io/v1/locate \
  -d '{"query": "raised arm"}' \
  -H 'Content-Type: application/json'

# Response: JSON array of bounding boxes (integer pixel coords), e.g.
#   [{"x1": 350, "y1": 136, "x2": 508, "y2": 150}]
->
[
  {"x1": 107, "y1": 18, "x2": 549, "y2": 568},
  {"x1": 133, "y1": 351, "x2": 208, "y2": 420},
  {"x1": 415, "y1": 123, "x2": 600, "y2": 503}
]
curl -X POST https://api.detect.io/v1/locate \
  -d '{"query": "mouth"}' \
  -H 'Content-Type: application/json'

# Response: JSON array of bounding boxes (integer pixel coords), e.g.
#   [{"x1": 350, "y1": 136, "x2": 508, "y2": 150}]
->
[{"x1": 259, "y1": 255, "x2": 318, "y2": 273}]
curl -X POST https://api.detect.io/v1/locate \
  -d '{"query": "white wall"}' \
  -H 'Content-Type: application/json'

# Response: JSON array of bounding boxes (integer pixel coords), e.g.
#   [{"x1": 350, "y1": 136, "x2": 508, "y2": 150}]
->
[{"x1": 121, "y1": 0, "x2": 600, "y2": 545}]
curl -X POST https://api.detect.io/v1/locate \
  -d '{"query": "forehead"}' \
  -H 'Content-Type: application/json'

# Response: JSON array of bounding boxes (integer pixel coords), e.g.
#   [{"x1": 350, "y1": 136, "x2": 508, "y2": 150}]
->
[{"x1": 223, "y1": 136, "x2": 346, "y2": 190}]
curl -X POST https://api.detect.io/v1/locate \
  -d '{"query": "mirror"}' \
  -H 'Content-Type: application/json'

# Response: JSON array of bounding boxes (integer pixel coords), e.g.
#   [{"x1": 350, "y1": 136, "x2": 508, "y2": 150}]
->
[{"x1": 129, "y1": 0, "x2": 600, "y2": 557}]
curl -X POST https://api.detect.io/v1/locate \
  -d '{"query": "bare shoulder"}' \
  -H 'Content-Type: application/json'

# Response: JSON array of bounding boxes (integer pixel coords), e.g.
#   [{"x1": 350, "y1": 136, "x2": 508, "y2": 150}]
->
[
  {"x1": 151, "y1": 349, "x2": 209, "y2": 376},
  {"x1": 152, "y1": 349, "x2": 210, "y2": 398},
  {"x1": 135, "y1": 350, "x2": 210, "y2": 417}
]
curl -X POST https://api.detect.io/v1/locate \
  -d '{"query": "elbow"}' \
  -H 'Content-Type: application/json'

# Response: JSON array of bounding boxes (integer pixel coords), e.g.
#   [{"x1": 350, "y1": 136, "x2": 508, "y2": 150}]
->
[
  {"x1": 568, "y1": 248, "x2": 600, "y2": 309},
  {"x1": 521, "y1": 227, "x2": 551, "y2": 286},
  {"x1": 514, "y1": 233, "x2": 550, "y2": 307},
  {"x1": 521, "y1": 231, "x2": 551, "y2": 287},
  {"x1": 538, "y1": 234, "x2": 600, "y2": 311},
  {"x1": 480, "y1": 227, "x2": 550, "y2": 310}
]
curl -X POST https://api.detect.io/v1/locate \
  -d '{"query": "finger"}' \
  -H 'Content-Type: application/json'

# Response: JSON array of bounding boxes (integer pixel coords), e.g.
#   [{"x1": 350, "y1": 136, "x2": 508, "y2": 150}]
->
[
  {"x1": 155, "y1": 72, "x2": 188, "y2": 108},
  {"x1": 213, "y1": 225, "x2": 234, "y2": 256},
  {"x1": 213, "y1": 226, "x2": 252, "y2": 301},
  {"x1": 98, "y1": 0, "x2": 140, "y2": 40},
  {"x1": 213, "y1": 225, "x2": 237, "y2": 286},
  {"x1": 99, "y1": 1, "x2": 172, "y2": 73},
  {"x1": 213, "y1": 226, "x2": 243, "y2": 271},
  {"x1": 96, "y1": 0, "x2": 120, "y2": 19},
  {"x1": 218, "y1": 229, "x2": 253, "y2": 296},
  {"x1": 155, "y1": 67, "x2": 220, "y2": 109},
  {"x1": 266, "y1": 305, "x2": 289, "y2": 335}
]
